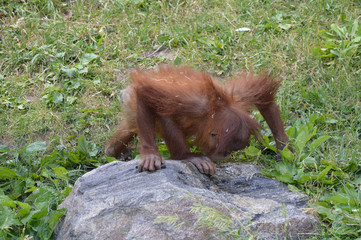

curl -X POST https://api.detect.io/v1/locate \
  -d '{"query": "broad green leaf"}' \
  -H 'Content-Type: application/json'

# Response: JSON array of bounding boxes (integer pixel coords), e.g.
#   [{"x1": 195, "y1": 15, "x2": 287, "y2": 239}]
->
[
  {"x1": 331, "y1": 23, "x2": 346, "y2": 38},
  {"x1": 311, "y1": 46, "x2": 323, "y2": 57},
  {"x1": 55, "y1": 52, "x2": 65, "y2": 58},
  {"x1": 318, "y1": 29, "x2": 336, "y2": 40},
  {"x1": 352, "y1": 177, "x2": 361, "y2": 185},
  {"x1": 279, "y1": 147, "x2": 294, "y2": 161},
  {"x1": 25, "y1": 188, "x2": 53, "y2": 209},
  {"x1": 77, "y1": 66, "x2": 88, "y2": 74},
  {"x1": 21, "y1": 208, "x2": 48, "y2": 224},
  {"x1": 295, "y1": 128, "x2": 308, "y2": 153},
  {"x1": 288, "y1": 184, "x2": 300, "y2": 193},
  {"x1": 41, "y1": 168, "x2": 51, "y2": 178},
  {"x1": 320, "y1": 159, "x2": 337, "y2": 167},
  {"x1": 0, "y1": 205, "x2": 21, "y2": 228},
  {"x1": 0, "y1": 200, "x2": 16, "y2": 208},
  {"x1": 67, "y1": 96, "x2": 77, "y2": 105},
  {"x1": 0, "y1": 167, "x2": 17, "y2": 179},
  {"x1": 62, "y1": 186, "x2": 72, "y2": 197},
  {"x1": 53, "y1": 92, "x2": 64, "y2": 104},
  {"x1": 309, "y1": 113, "x2": 318, "y2": 125},
  {"x1": 317, "y1": 165, "x2": 333, "y2": 180},
  {"x1": 330, "y1": 49, "x2": 340, "y2": 57},
  {"x1": 296, "y1": 173, "x2": 312, "y2": 184},
  {"x1": 316, "y1": 201, "x2": 331, "y2": 208},
  {"x1": 332, "y1": 193, "x2": 349, "y2": 204},
  {"x1": 263, "y1": 135, "x2": 270, "y2": 145},
  {"x1": 37, "y1": 209, "x2": 67, "y2": 240},
  {"x1": 89, "y1": 148, "x2": 99, "y2": 157},
  {"x1": 267, "y1": 145, "x2": 277, "y2": 152},
  {"x1": 48, "y1": 209, "x2": 67, "y2": 233},
  {"x1": 277, "y1": 173, "x2": 295, "y2": 184},
  {"x1": 353, "y1": 36, "x2": 361, "y2": 43},
  {"x1": 66, "y1": 152, "x2": 81, "y2": 164},
  {"x1": 78, "y1": 135, "x2": 90, "y2": 158},
  {"x1": 61, "y1": 67, "x2": 77, "y2": 77},
  {"x1": 316, "y1": 206, "x2": 335, "y2": 220},
  {"x1": 342, "y1": 44, "x2": 359, "y2": 56},
  {"x1": 80, "y1": 53, "x2": 99, "y2": 65},
  {"x1": 258, "y1": 168, "x2": 278, "y2": 178},
  {"x1": 309, "y1": 135, "x2": 331, "y2": 152},
  {"x1": 342, "y1": 184, "x2": 359, "y2": 197},
  {"x1": 244, "y1": 146, "x2": 261, "y2": 157},
  {"x1": 278, "y1": 23, "x2": 292, "y2": 30},
  {"x1": 12, "y1": 180, "x2": 25, "y2": 198},
  {"x1": 295, "y1": 126, "x2": 316, "y2": 154},
  {"x1": 53, "y1": 167, "x2": 68, "y2": 180},
  {"x1": 275, "y1": 162, "x2": 296, "y2": 175},
  {"x1": 41, "y1": 150, "x2": 59, "y2": 167},
  {"x1": 173, "y1": 56, "x2": 182, "y2": 65},
  {"x1": 351, "y1": 19, "x2": 359, "y2": 37},
  {"x1": 286, "y1": 126, "x2": 296, "y2": 139},
  {"x1": 262, "y1": 135, "x2": 276, "y2": 152},
  {"x1": 308, "y1": 127, "x2": 317, "y2": 142},
  {"x1": 25, "y1": 141, "x2": 47, "y2": 154},
  {"x1": 0, "y1": 145, "x2": 10, "y2": 153},
  {"x1": 0, "y1": 194, "x2": 16, "y2": 208},
  {"x1": 25, "y1": 186, "x2": 38, "y2": 193},
  {"x1": 302, "y1": 156, "x2": 316, "y2": 168},
  {"x1": 105, "y1": 156, "x2": 118, "y2": 163},
  {"x1": 16, "y1": 202, "x2": 31, "y2": 217}
]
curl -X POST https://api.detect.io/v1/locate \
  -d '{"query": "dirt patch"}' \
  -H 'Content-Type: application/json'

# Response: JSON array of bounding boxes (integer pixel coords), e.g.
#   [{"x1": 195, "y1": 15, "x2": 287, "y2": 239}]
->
[
  {"x1": 144, "y1": 47, "x2": 178, "y2": 62},
  {"x1": 0, "y1": 135, "x2": 14, "y2": 148}
]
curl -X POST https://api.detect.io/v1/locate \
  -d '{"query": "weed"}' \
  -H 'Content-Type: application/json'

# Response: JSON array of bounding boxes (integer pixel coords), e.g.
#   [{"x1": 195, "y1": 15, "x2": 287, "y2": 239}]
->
[
  {"x1": 0, "y1": 137, "x2": 104, "y2": 239},
  {"x1": 312, "y1": 20, "x2": 361, "y2": 64}
]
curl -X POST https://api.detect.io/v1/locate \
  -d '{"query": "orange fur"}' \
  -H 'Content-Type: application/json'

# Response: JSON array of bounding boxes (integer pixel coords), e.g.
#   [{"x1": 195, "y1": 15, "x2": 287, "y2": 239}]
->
[{"x1": 105, "y1": 65, "x2": 288, "y2": 175}]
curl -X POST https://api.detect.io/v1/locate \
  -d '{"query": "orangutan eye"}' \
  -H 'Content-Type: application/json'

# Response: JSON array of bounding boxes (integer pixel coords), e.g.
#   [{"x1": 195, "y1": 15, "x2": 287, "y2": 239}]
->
[{"x1": 210, "y1": 132, "x2": 217, "y2": 137}]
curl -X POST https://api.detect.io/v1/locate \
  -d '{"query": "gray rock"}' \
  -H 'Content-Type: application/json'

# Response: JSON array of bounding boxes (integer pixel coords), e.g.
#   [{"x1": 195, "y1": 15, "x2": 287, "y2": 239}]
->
[{"x1": 54, "y1": 160, "x2": 319, "y2": 240}]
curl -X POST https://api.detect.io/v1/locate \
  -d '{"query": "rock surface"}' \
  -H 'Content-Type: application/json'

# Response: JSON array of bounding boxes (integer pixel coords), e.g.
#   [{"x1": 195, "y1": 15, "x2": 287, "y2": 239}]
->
[{"x1": 54, "y1": 160, "x2": 319, "y2": 240}]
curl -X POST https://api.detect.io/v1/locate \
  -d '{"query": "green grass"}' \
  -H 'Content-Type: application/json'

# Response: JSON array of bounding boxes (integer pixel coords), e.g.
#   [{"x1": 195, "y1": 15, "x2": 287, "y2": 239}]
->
[{"x1": 1, "y1": 0, "x2": 361, "y2": 239}]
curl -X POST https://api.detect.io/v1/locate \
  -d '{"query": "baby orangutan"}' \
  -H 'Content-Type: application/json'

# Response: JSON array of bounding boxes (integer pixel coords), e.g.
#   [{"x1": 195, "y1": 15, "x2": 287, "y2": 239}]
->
[{"x1": 105, "y1": 65, "x2": 289, "y2": 175}]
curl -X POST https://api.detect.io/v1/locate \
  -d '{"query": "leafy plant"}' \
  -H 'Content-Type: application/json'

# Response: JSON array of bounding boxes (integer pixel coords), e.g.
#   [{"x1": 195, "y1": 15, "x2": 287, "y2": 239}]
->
[
  {"x1": 0, "y1": 136, "x2": 104, "y2": 239},
  {"x1": 260, "y1": 114, "x2": 332, "y2": 185},
  {"x1": 312, "y1": 20, "x2": 361, "y2": 61},
  {"x1": 42, "y1": 85, "x2": 64, "y2": 107},
  {"x1": 61, "y1": 53, "x2": 100, "y2": 78},
  {"x1": 260, "y1": 114, "x2": 361, "y2": 239},
  {"x1": 0, "y1": 96, "x2": 29, "y2": 112},
  {"x1": 257, "y1": 12, "x2": 295, "y2": 33},
  {"x1": 316, "y1": 183, "x2": 361, "y2": 239}
]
